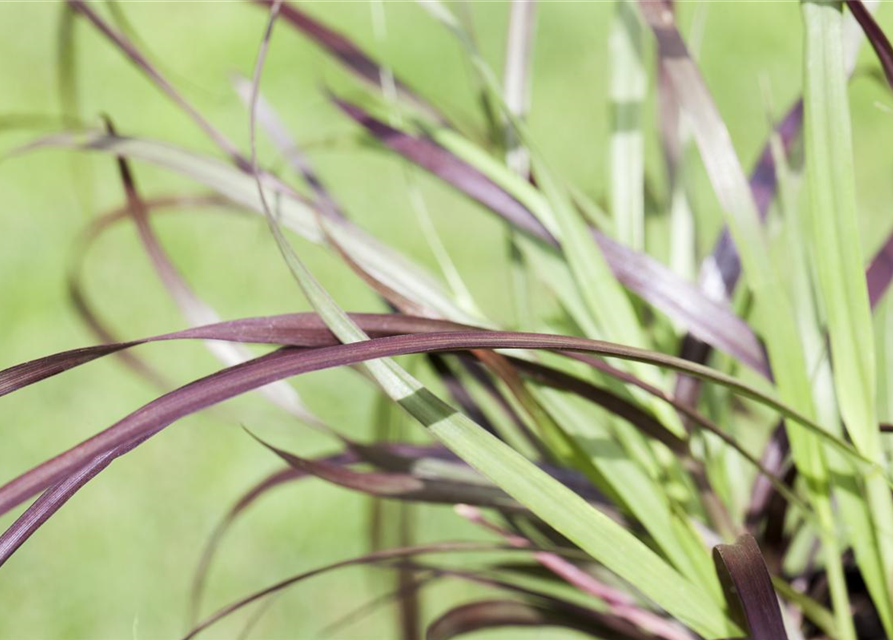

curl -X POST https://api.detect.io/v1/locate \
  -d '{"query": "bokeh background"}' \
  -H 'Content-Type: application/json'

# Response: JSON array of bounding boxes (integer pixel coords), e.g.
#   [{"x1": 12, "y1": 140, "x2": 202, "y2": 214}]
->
[{"x1": 2, "y1": 1, "x2": 893, "y2": 638}]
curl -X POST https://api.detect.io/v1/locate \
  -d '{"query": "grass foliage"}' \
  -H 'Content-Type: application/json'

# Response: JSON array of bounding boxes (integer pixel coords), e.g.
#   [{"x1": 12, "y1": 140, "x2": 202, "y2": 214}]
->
[{"x1": 3, "y1": 1, "x2": 893, "y2": 638}]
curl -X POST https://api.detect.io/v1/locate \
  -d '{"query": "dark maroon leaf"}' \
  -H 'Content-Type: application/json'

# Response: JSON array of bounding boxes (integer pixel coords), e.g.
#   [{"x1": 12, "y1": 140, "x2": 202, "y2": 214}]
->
[
  {"x1": 188, "y1": 441, "x2": 611, "y2": 623},
  {"x1": 1, "y1": 327, "x2": 815, "y2": 571},
  {"x1": 847, "y1": 0, "x2": 893, "y2": 90},
  {"x1": 246, "y1": 429, "x2": 521, "y2": 508},
  {"x1": 0, "y1": 313, "x2": 465, "y2": 398},
  {"x1": 713, "y1": 534, "x2": 788, "y2": 640},
  {"x1": 425, "y1": 599, "x2": 604, "y2": 640},
  {"x1": 508, "y1": 357, "x2": 687, "y2": 454}
]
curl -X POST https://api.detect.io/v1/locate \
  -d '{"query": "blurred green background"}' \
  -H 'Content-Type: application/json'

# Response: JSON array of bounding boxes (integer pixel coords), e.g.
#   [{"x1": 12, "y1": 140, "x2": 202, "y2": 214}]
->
[{"x1": 1, "y1": 1, "x2": 893, "y2": 638}]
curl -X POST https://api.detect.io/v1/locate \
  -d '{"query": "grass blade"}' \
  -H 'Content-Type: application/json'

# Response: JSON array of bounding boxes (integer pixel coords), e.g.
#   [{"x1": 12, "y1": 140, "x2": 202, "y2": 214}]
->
[
  {"x1": 609, "y1": 0, "x2": 646, "y2": 251},
  {"x1": 846, "y1": 0, "x2": 893, "y2": 89},
  {"x1": 251, "y1": 0, "x2": 444, "y2": 124},
  {"x1": 801, "y1": 1, "x2": 893, "y2": 633},
  {"x1": 426, "y1": 599, "x2": 636, "y2": 640},
  {"x1": 713, "y1": 535, "x2": 788, "y2": 640}
]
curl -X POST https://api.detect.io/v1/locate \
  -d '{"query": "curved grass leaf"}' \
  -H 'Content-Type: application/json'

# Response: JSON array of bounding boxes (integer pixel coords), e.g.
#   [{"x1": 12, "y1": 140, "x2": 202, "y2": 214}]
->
[
  {"x1": 0, "y1": 327, "x2": 870, "y2": 509},
  {"x1": 184, "y1": 541, "x2": 521, "y2": 640},
  {"x1": 0, "y1": 313, "x2": 463, "y2": 398},
  {"x1": 713, "y1": 534, "x2": 788, "y2": 640},
  {"x1": 189, "y1": 451, "x2": 356, "y2": 621},
  {"x1": 246, "y1": 430, "x2": 522, "y2": 509},
  {"x1": 1, "y1": 328, "x2": 798, "y2": 633},
  {"x1": 846, "y1": 0, "x2": 893, "y2": 89},
  {"x1": 456, "y1": 505, "x2": 695, "y2": 640},
  {"x1": 0, "y1": 305, "x2": 786, "y2": 507},
  {"x1": 425, "y1": 599, "x2": 615, "y2": 640},
  {"x1": 189, "y1": 440, "x2": 613, "y2": 622},
  {"x1": 68, "y1": 0, "x2": 244, "y2": 164}
]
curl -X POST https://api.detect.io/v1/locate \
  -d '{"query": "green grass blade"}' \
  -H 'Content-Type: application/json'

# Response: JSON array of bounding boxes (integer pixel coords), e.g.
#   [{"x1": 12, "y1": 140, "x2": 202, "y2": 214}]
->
[
  {"x1": 637, "y1": 5, "x2": 858, "y2": 635},
  {"x1": 801, "y1": 1, "x2": 893, "y2": 633},
  {"x1": 609, "y1": 0, "x2": 646, "y2": 251}
]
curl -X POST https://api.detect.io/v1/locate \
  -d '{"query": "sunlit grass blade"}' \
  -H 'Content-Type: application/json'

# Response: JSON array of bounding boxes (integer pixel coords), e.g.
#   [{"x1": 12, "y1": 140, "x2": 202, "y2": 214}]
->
[
  {"x1": 682, "y1": 0, "x2": 877, "y2": 388},
  {"x1": 609, "y1": 0, "x2": 646, "y2": 251},
  {"x1": 637, "y1": 4, "x2": 857, "y2": 635},
  {"x1": 801, "y1": 1, "x2": 893, "y2": 633},
  {"x1": 501, "y1": 0, "x2": 537, "y2": 177}
]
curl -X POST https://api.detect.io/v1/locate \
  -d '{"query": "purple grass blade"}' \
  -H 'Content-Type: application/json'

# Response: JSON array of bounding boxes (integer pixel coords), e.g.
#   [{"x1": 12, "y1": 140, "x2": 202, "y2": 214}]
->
[
  {"x1": 68, "y1": 0, "x2": 245, "y2": 166},
  {"x1": 868, "y1": 233, "x2": 893, "y2": 308},
  {"x1": 246, "y1": 429, "x2": 520, "y2": 507},
  {"x1": 250, "y1": 0, "x2": 445, "y2": 124},
  {"x1": 319, "y1": 573, "x2": 435, "y2": 639},
  {"x1": 455, "y1": 505, "x2": 695, "y2": 640},
  {"x1": 188, "y1": 451, "x2": 356, "y2": 623},
  {"x1": 0, "y1": 328, "x2": 816, "y2": 547},
  {"x1": 426, "y1": 599, "x2": 613, "y2": 640},
  {"x1": 107, "y1": 121, "x2": 324, "y2": 426},
  {"x1": 713, "y1": 534, "x2": 788, "y2": 640},
  {"x1": 846, "y1": 0, "x2": 893, "y2": 90},
  {"x1": 181, "y1": 542, "x2": 524, "y2": 640},
  {"x1": 334, "y1": 97, "x2": 768, "y2": 375},
  {"x1": 189, "y1": 441, "x2": 611, "y2": 624},
  {"x1": 67, "y1": 194, "x2": 232, "y2": 390},
  {"x1": 508, "y1": 357, "x2": 687, "y2": 454},
  {"x1": 0, "y1": 313, "x2": 467, "y2": 398}
]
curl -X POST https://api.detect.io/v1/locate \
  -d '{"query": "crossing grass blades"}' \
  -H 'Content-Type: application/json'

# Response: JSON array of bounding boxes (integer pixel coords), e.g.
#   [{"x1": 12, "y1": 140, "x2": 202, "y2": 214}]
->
[{"x1": 5, "y1": 0, "x2": 893, "y2": 638}]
